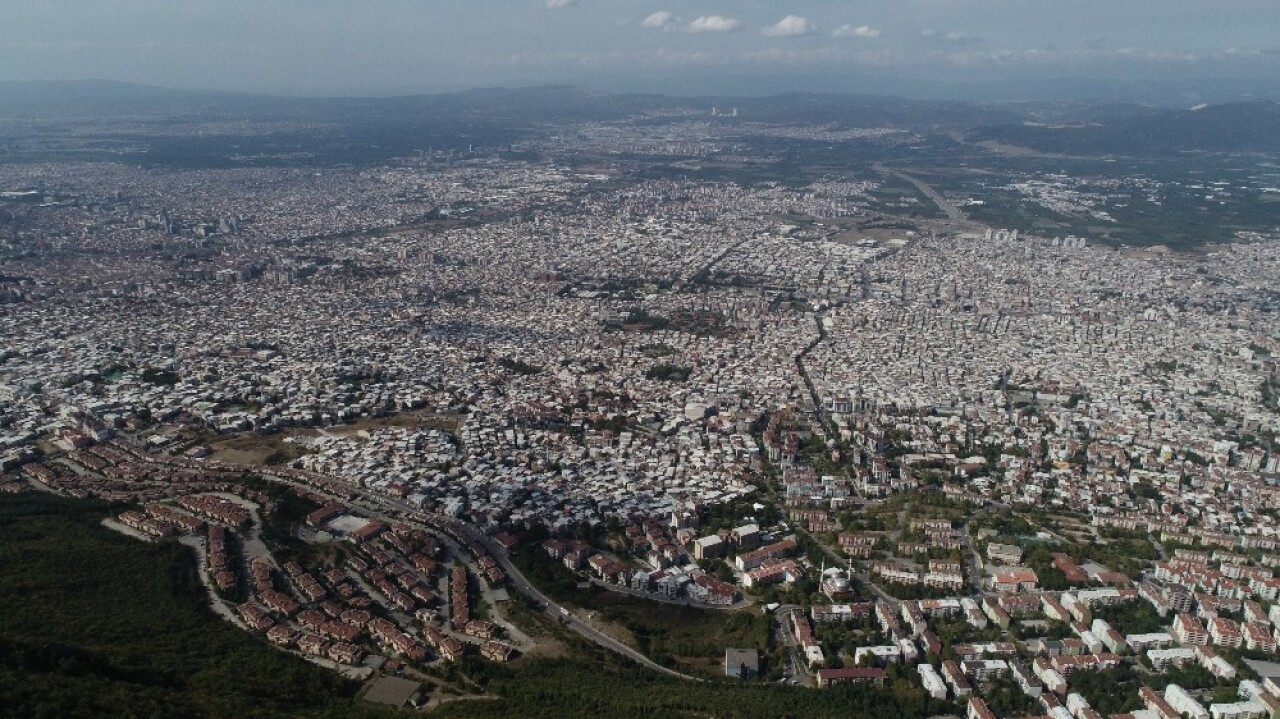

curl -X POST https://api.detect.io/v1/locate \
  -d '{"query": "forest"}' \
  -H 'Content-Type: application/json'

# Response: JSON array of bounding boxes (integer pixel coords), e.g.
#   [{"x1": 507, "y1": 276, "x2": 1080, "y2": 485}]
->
[{"x1": 0, "y1": 493, "x2": 394, "y2": 719}]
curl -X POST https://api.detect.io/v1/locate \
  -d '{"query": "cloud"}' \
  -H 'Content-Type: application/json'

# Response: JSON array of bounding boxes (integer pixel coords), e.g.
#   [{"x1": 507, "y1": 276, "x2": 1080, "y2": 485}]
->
[
  {"x1": 922, "y1": 29, "x2": 983, "y2": 45},
  {"x1": 642, "y1": 11, "x2": 675, "y2": 31},
  {"x1": 686, "y1": 15, "x2": 740, "y2": 34},
  {"x1": 944, "y1": 32, "x2": 982, "y2": 45},
  {"x1": 761, "y1": 15, "x2": 814, "y2": 38},
  {"x1": 545, "y1": 0, "x2": 573, "y2": 9},
  {"x1": 833, "y1": 24, "x2": 880, "y2": 39}
]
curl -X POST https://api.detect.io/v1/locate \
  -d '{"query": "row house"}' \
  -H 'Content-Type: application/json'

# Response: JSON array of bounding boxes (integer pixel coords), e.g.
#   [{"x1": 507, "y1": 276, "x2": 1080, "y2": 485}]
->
[
  {"x1": 924, "y1": 572, "x2": 965, "y2": 590},
  {"x1": 942, "y1": 660, "x2": 973, "y2": 698},
  {"x1": 734, "y1": 538, "x2": 798, "y2": 572},
  {"x1": 1208, "y1": 616, "x2": 1243, "y2": 649},
  {"x1": 1033, "y1": 657, "x2": 1068, "y2": 695},
  {"x1": 145, "y1": 503, "x2": 205, "y2": 532},
  {"x1": 118, "y1": 510, "x2": 174, "y2": 538},
  {"x1": 422, "y1": 626, "x2": 465, "y2": 662},
  {"x1": 464, "y1": 620, "x2": 500, "y2": 640},
  {"x1": 688, "y1": 574, "x2": 738, "y2": 605},
  {"x1": 743, "y1": 559, "x2": 801, "y2": 588},
  {"x1": 481, "y1": 641, "x2": 517, "y2": 662},
  {"x1": 587, "y1": 554, "x2": 631, "y2": 584},
  {"x1": 872, "y1": 562, "x2": 919, "y2": 585},
  {"x1": 238, "y1": 602, "x2": 274, "y2": 632},
  {"x1": 815, "y1": 668, "x2": 886, "y2": 688},
  {"x1": 918, "y1": 598, "x2": 962, "y2": 618},
  {"x1": 260, "y1": 589, "x2": 300, "y2": 617},
  {"x1": 328, "y1": 643, "x2": 363, "y2": 665},
  {"x1": 1242, "y1": 622, "x2": 1276, "y2": 653},
  {"x1": 1194, "y1": 646, "x2": 1237, "y2": 680},
  {"x1": 1173, "y1": 613, "x2": 1209, "y2": 645},
  {"x1": 1147, "y1": 647, "x2": 1197, "y2": 670},
  {"x1": 987, "y1": 568, "x2": 1038, "y2": 593},
  {"x1": 1050, "y1": 653, "x2": 1121, "y2": 676},
  {"x1": 837, "y1": 532, "x2": 875, "y2": 558}
]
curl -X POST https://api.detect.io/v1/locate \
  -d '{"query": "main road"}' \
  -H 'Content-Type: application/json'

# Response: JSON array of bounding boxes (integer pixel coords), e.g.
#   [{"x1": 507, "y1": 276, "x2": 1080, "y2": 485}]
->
[
  {"x1": 254, "y1": 466, "x2": 699, "y2": 681},
  {"x1": 874, "y1": 164, "x2": 966, "y2": 223}
]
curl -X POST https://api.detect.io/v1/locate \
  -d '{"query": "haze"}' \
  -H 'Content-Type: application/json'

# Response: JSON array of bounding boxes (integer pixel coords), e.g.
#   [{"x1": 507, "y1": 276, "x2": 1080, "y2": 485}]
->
[{"x1": 3, "y1": 0, "x2": 1279, "y2": 101}]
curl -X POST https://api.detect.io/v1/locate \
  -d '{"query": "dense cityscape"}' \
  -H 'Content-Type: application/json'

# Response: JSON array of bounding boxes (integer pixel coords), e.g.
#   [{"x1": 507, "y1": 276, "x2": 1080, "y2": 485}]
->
[{"x1": 3, "y1": 81, "x2": 1280, "y2": 719}]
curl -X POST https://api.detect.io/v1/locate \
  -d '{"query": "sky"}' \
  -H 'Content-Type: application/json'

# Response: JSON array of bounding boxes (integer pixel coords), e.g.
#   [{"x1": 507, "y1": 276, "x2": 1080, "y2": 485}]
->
[{"x1": 2, "y1": 1, "x2": 1279, "y2": 100}]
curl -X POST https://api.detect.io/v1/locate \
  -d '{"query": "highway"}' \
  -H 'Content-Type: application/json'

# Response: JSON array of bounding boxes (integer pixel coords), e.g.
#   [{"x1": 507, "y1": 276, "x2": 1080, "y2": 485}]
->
[
  {"x1": 254, "y1": 467, "x2": 700, "y2": 681},
  {"x1": 456, "y1": 524, "x2": 700, "y2": 681},
  {"x1": 874, "y1": 164, "x2": 966, "y2": 223}
]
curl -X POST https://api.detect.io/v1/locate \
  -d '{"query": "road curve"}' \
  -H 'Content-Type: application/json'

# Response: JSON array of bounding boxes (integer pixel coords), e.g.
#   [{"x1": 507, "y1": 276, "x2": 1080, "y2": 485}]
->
[
  {"x1": 276, "y1": 472, "x2": 701, "y2": 681},
  {"x1": 458, "y1": 526, "x2": 701, "y2": 681}
]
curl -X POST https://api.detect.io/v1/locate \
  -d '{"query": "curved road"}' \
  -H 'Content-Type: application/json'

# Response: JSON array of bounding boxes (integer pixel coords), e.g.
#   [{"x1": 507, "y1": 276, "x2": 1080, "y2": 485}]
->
[
  {"x1": 254, "y1": 468, "x2": 699, "y2": 681},
  {"x1": 457, "y1": 525, "x2": 700, "y2": 681}
]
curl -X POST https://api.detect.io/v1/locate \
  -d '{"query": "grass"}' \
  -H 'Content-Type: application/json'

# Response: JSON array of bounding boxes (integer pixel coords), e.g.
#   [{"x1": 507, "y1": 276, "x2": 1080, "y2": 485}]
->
[
  {"x1": 435, "y1": 657, "x2": 954, "y2": 719},
  {"x1": 509, "y1": 546, "x2": 769, "y2": 677},
  {"x1": 578, "y1": 592, "x2": 772, "y2": 677}
]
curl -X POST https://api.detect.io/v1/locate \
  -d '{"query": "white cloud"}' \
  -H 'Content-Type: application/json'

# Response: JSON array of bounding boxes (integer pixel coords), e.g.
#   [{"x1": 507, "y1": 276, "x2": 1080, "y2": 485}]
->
[
  {"x1": 944, "y1": 31, "x2": 982, "y2": 45},
  {"x1": 761, "y1": 15, "x2": 813, "y2": 38},
  {"x1": 686, "y1": 15, "x2": 740, "y2": 34},
  {"x1": 545, "y1": 0, "x2": 573, "y2": 9},
  {"x1": 922, "y1": 29, "x2": 982, "y2": 45},
  {"x1": 642, "y1": 11, "x2": 675, "y2": 31},
  {"x1": 833, "y1": 24, "x2": 880, "y2": 39}
]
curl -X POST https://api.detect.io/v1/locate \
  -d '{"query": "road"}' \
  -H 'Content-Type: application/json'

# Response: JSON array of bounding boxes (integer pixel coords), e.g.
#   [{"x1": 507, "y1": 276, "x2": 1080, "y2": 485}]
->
[
  {"x1": 456, "y1": 524, "x2": 700, "y2": 681},
  {"x1": 959, "y1": 525, "x2": 986, "y2": 593},
  {"x1": 775, "y1": 604, "x2": 814, "y2": 687},
  {"x1": 794, "y1": 308, "x2": 830, "y2": 438},
  {"x1": 251, "y1": 467, "x2": 698, "y2": 681},
  {"x1": 177, "y1": 534, "x2": 249, "y2": 630},
  {"x1": 875, "y1": 165, "x2": 966, "y2": 223},
  {"x1": 796, "y1": 525, "x2": 894, "y2": 604}
]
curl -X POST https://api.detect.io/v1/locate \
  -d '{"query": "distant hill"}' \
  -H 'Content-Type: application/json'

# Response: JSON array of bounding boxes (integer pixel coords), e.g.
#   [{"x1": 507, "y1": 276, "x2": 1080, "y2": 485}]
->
[
  {"x1": 0, "y1": 80, "x2": 1017, "y2": 130},
  {"x1": 967, "y1": 101, "x2": 1280, "y2": 155},
  {"x1": 4, "y1": 81, "x2": 1278, "y2": 158},
  {"x1": 0, "y1": 79, "x2": 213, "y2": 116}
]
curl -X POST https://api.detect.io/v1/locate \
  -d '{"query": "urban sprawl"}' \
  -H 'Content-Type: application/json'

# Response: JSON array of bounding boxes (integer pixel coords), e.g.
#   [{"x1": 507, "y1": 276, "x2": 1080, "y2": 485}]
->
[{"x1": 3, "y1": 117, "x2": 1280, "y2": 717}]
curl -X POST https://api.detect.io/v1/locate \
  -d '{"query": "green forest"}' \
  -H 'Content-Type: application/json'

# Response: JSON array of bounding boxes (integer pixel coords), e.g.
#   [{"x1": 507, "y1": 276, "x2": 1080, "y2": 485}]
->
[
  {"x1": 1, "y1": 493, "x2": 949, "y2": 719},
  {"x1": 0, "y1": 493, "x2": 393, "y2": 719},
  {"x1": 435, "y1": 658, "x2": 951, "y2": 719}
]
